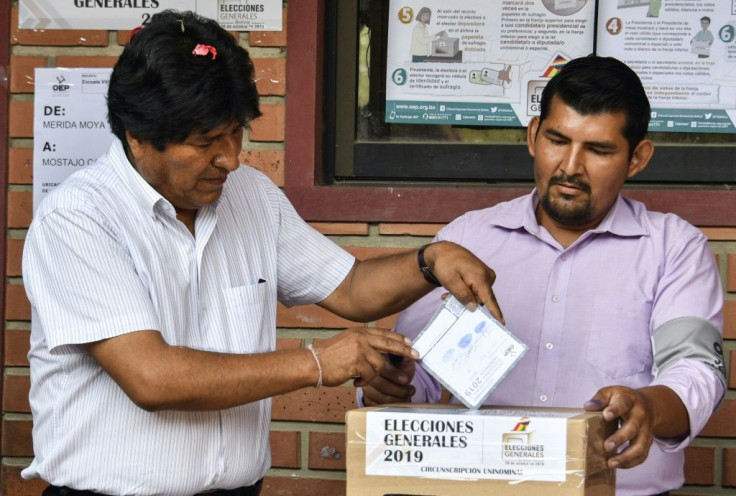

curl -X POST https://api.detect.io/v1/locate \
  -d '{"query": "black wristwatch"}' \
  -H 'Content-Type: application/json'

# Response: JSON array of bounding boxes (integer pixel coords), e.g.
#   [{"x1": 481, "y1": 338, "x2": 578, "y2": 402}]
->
[{"x1": 417, "y1": 243, "x2": 442, "y2": 287}]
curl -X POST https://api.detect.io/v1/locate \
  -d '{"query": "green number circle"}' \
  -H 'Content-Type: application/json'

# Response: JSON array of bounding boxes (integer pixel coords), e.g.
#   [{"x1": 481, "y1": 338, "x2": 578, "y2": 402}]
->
[
  {"x1": 719, "y1": 24, "x2": 734, "y2": 43},
  {"x1": 392, "y1": 68, "x2": 407, "y2": 86}
]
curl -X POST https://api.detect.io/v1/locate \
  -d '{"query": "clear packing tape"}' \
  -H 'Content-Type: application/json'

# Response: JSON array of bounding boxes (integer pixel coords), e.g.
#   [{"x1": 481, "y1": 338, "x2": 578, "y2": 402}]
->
[{"x1": 346, "y1": 404, "x2": 616, "y2": 496}]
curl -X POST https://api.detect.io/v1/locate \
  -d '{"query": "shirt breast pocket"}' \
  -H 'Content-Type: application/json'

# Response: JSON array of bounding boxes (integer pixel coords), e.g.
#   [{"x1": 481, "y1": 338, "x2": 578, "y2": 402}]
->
[
  {"x1": 222, "y1": 282, "x2": 271, "y2": 353},
  {"x1": 585, "y1": 297, "x2": 653, "y2": 379}
]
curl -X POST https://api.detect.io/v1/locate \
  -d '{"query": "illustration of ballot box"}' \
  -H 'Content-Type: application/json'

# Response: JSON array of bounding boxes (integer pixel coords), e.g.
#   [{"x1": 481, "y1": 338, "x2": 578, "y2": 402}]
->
[
  {"x1": 691, "y1": 41, "x2": 710, "y2": 56},
  {"x1": 431, "y1": 37, "x2": 460, "y2": 57}
]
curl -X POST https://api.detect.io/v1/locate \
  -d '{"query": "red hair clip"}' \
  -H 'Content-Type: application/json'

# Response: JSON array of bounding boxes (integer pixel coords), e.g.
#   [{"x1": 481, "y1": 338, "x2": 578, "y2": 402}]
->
[
  {"x1": 130, "y1": 25, "x2": 143, "y2": 39},
  {"x1": 192, "y1": 44, "x2": 217, "y2": 60}
]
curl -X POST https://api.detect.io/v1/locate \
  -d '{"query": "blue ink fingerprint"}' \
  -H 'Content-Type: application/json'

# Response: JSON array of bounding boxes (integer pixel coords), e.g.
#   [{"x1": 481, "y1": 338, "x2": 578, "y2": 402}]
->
[
  {"x1": 442, "y1": 348, "x2": 455, "y2": 362},
  {"x1": 474, "y1": 321, "x2": 487, "y2": 334},
  {"x1": 458, "y1": 333, "x2": 473, "y2": 348}
]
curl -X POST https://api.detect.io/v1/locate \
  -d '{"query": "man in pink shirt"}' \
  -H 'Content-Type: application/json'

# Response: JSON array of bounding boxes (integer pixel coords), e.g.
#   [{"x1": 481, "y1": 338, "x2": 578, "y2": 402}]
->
[{"x1": 360, "y1": 56, "x2": 726, "y2": 496}]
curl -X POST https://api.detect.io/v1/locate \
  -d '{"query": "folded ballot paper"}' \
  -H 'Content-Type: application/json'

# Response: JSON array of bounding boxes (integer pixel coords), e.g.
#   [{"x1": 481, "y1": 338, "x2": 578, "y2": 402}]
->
[{"x1": 412, "y1": 296, "x2": 527, "y2": 409}]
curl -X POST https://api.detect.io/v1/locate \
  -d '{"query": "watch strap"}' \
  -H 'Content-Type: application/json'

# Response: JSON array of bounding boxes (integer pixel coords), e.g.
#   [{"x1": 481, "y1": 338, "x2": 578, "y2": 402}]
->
[{"x1": 417, "y1": 244, "x2": 441, "y2": 287}]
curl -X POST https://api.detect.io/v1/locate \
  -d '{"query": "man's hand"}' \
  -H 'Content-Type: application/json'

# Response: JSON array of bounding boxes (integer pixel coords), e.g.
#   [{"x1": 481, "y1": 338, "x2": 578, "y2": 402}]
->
[
  {"x1": 313, "y1": 328, "x2": 418, "y2": 388},
  {"x1": 361, "y1": 355, "x2": 417, "y2": 406},
  {"x1": 584, "y1": 385, "x2": 689, "y2": 469},
  {"x1": 423, "y1": 242, "x2": 504, "y2": 322}
]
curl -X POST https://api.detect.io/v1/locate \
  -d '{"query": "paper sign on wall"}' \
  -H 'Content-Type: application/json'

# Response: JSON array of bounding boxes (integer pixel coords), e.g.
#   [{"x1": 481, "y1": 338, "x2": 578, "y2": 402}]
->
[{"x1": 33, "y1": 68, "x2": 115, "y2": 211}]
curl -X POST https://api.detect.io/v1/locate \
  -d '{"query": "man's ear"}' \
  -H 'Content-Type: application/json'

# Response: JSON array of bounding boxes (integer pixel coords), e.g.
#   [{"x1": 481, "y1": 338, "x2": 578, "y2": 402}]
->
[
  {"x1": 526, "y1": 116, "x2": 540, "y2": 158},
  {"x1": 125, "y1": 131, "x2": 146, "y2": 162},
  {"x1": 627, "y1": 139, "x2": 654, "y2": 179}
]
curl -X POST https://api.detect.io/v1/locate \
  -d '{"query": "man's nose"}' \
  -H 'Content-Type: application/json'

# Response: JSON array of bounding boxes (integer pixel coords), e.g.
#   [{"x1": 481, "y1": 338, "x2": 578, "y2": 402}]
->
[
  {"x1": 559, "y1": 145, "x2": 584, "y2": 176},
  {"x1": 212, "y1": 135, "x2": 241, "y2": 171}
]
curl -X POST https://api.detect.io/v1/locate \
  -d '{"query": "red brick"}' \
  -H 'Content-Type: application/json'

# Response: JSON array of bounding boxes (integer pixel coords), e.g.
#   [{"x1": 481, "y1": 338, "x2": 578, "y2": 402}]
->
[
  {"x1": 1, "y1": 464, "x2": 48, "y2": 496},
  {"x1": 379, "y1": 223, "x2": 444, "y2": 236},
  {"x1": 7, "y1": 238, "x2": 24, "y2": 277},
  {"x1": 11, "y1": 6, "x2": 108, "y2": 46},
  {"x1": 10, "y1": 56, "x2": 47, "y2": 93},
  {"x1": 375, "y1": 313, "x2": 400, "y2": 329},
  {"x1": 8, "y1": 191, "x2": 33, "y2": 229},
  {"x1": 253, "y1": 57, "x2": 286, "y2": 96},
  {"x1": 250, "y1": 104, "x2": 285, "y2": 142},
  {"x1": 683, "y1": 446, "x2": 715, "y2": 485},
  {"x1": 277, "y1": 303, "x2": 360, "y2": 329},
  {"x1": 729, "y1": 254, "x2": 736, "y2": 293},
  {"x1": 9, "y1": 147, "x2": 33, "y2": 184},
  {"x1": 731, "y1": 350, "x2": 736, "y2": 390},
  {"x1": 117, "y1": 30, "x2": 134, "y2": 45},
  {"x1": 9, "y1": 100, "x2": 33, "y2": 138},
  {"x1": 2, "y1": 419, "x2": 34, "y2": 457},
  {"x1": 276, "y1": 338, "x2": 302, "y2": 351},
  {"x1": 724, "y1": 448, "x2": 736, "y2": 487},
  {"x1": 261, "y1": 476, "x2": 344, "y2": 496},
  {"x1": 269, "y1": 430, "x2": 300, "y2": 469},
  {"x1": 5, "y1": 329, "x2": 31, "y2": 366},
  {"x1": 699, "y1": 399, "x2": 736, "y2": 437},
  {"x1": 240, "y1": 150, "x2": 285, "y2": 187},
  {"x1": 308, "y1": 431, "x2": 346, "y2": 470},
  {"x1": 272, "y1": 386, "x2": 355, "y2": 423},
  {"x1": 6, "y1": 284, "x2": 31, "y2": 321},
  {"x1": 250, "y1": 9, "x2": 287, "y2": 47},
  {"x1": 723, "y1": 300, "x2": 736, "y2": 340},
  {"x1": 701, "y1": 227, "x2": 736, "y2": 240},
  {"x1": 347, "y1": 246, "x2": 412, "y2": 260},
  {"x1": 55, "y1": 55, "x2": 118, "y2": 68},
  {"x1": 3, "y1": 374, "x2": 31, "y2": 413},
  {"x1": 311, "y1": 223, "x2": 370, "y2": 236}
]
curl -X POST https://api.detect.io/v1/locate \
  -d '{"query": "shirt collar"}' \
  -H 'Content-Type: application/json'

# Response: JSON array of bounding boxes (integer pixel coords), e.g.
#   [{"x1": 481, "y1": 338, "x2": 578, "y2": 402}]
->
[
  {"x1": 107, "y1": 138, "x2": 174, "y2": 218},
  {"x1": 491, "y1": 189, "x2": 649, "y2": 238}
]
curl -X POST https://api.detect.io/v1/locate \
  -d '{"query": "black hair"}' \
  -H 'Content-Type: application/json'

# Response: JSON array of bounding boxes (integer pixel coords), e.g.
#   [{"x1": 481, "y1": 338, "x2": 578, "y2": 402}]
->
[
  {"x1": 538, "y1": 55, "x2": 650, "y2": 157},
  {"x1": 700, "y1": 16, "x2": 711, "y2": 24},
  {"x1": 107, "y1": 10, "x2": 262, "y2": 151}
]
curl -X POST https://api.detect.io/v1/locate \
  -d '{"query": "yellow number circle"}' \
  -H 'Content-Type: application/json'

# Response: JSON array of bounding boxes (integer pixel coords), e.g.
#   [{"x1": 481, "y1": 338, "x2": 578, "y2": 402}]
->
[{"x1": 398, "y1": 6, "x2": 414, "y2": 24}]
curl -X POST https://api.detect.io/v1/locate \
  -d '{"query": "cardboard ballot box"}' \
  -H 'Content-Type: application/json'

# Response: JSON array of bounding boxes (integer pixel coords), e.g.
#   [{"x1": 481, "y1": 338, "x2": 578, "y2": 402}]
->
[{"x1": 346, "y1": 404, "x2": 616, "y2": 496}]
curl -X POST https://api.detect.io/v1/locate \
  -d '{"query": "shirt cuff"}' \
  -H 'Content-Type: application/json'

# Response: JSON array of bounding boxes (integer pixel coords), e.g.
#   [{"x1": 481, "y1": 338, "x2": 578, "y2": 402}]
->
[{"x1": 650, "y1": 359, "x2": 724, "y2": 451}]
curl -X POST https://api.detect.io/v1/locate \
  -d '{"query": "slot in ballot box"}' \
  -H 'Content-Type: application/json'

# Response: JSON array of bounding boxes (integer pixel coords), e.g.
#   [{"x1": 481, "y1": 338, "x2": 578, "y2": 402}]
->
[{"x1": 346, "y1": 404, "x2": 616, "y2": 496}]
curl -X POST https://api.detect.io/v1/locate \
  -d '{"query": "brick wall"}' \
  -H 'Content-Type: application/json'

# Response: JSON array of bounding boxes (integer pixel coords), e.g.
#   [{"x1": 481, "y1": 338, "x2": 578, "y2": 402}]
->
[{"x1": 3, "y1": 4, "x2": 736, "y2": 496}]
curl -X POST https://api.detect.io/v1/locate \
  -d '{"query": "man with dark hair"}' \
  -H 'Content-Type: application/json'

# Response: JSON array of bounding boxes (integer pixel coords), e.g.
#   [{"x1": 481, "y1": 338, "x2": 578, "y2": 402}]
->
[
  {"x1": 22, "y1": 10, "x2": 502, "y2": 496},
  {"x1": 360, "y1": 56, "x2": 726, "y2": 496}
]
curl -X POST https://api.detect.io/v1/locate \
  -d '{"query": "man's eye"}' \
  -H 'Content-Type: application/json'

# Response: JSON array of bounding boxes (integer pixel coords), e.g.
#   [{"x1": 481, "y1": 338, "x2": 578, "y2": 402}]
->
[{"x1": 590, "y1": 148, "x2": 613, "y2": 156}]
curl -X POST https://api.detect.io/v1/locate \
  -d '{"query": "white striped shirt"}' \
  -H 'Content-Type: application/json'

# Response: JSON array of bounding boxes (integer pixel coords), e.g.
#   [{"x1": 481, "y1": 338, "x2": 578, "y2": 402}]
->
[{"x1": 22, "y1": 139, "x2": 355, "y2": 495}]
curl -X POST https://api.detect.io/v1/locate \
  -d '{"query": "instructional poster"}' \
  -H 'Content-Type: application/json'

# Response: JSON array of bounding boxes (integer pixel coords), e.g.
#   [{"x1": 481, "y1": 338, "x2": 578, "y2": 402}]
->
[
  {"x1": 597, "y1": 1, "x2": 736, "y2": 133},
  {"x1": 33, "y1": 68, "x2": 115, "y2": 211},
  {"x1": 385, "y1": 0, "x2": 595, "y2": 127}
]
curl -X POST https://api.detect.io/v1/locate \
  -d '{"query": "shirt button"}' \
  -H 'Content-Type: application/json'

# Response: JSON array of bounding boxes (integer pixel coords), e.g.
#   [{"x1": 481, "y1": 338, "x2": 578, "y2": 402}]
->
[
  {"x1": 552, "y1": 295, "x2": 560, "y2": 302},
  {"x1": 560, "y1": 254, "x2": 567, "y2": 261},
  {"x1": 545, "y1": 342, "x2": 554, "y2": 350},
  {"x1": 540, "y1": 395, "x2": 548, "y2": 402}
]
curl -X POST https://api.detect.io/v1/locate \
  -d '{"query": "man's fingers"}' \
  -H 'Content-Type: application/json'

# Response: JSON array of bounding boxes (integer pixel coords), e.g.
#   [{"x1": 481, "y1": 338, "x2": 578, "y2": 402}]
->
[
  {"x1": 365, "y1": 328, "x2": 419, "y2": 360},
  {"x1": 607, "y1": 427, "x2": 652, "y2": 469},
  {"x1": 362, "y1": 376, "x2": 414, "y2": 406},
  {"x1": 481, "y1": 291, "x2": 505, "y2": 324}
]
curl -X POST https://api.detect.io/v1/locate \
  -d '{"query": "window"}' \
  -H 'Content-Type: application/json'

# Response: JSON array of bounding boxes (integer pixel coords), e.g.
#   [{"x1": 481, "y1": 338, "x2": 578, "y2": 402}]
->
[{"x1": 284, "y1": 0, "x2": 736, "y2": 225}]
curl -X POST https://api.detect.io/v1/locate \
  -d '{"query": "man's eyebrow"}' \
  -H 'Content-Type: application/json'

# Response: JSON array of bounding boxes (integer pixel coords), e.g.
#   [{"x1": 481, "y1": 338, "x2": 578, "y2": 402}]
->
[{"x1": 544, "y1": 127, "x2": 618, "y2": 150}]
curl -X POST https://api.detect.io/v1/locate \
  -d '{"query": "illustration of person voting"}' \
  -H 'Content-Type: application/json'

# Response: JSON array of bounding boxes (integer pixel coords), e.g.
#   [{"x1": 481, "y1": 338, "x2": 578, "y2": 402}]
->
[{"x1": 411, "y1": 7, "x2": 445, "y2": 62}]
